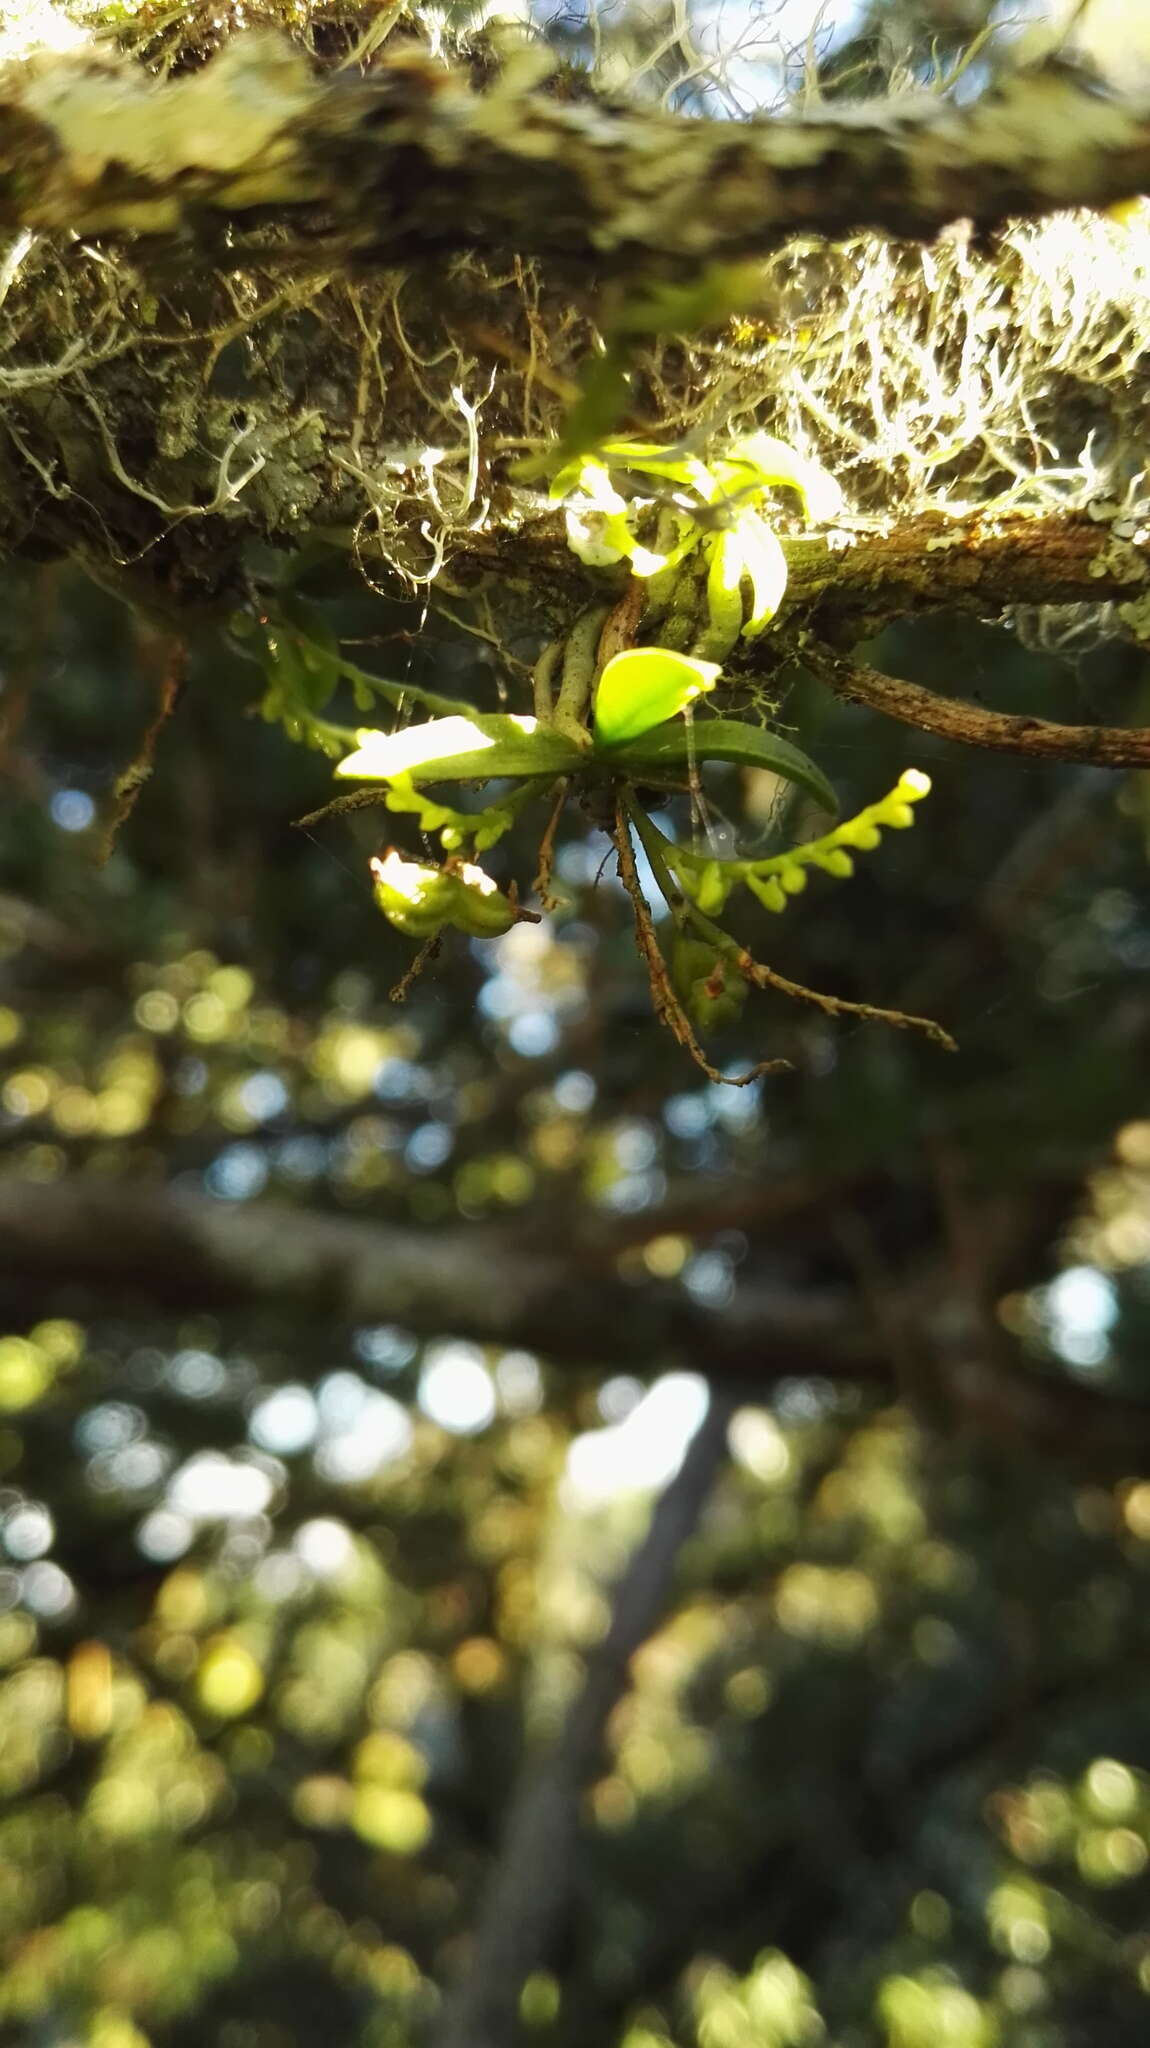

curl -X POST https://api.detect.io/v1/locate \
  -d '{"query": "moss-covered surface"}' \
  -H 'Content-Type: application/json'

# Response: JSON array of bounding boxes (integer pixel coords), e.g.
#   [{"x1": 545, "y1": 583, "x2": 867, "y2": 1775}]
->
[{"x1": 0, "y1": 2, "x2": 1147, "y2": 633}]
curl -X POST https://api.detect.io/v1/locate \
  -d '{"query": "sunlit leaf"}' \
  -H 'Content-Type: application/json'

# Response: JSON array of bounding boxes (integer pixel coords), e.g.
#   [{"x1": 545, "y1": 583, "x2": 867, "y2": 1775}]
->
[
  {"x1": 337, "y1": 715, "x2": 583, "y2": 785},
  {"x1": 717, "y1": 433, "x2": 845, "y2": 523},
  {"x1": 730, "y1": 510, "x2": 789, "y2": 636},
  {"x1": 594, "y1": 649, "x2": 720, "y2": 750}
]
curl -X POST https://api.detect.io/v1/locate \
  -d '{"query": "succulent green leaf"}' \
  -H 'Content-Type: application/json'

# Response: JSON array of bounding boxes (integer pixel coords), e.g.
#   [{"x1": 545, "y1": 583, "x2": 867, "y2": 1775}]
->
[
  {"x1": 692, "y1": 861, "x2": 733, "y2": 914},
  {"x1": 813, "y1": 848, "x2": 854, "y2": 878},
  {"x1": 612, "y1": 717, "x2": 838, "y2": 815},
  {"x1": 678, "y1": 767, "x2": 931, "y2": 922},
  {"x1": 700, "y1": 531, "x2": 747, "y2": 659},
  {"x1": 595, "y1": 442, "x2": 717, "y2": 498},
  {"x1": 337, "y1": 715, "x2": 583, "y2": 786},
  {"x1": 594, "y1": 649, "x2": 720, "y2": 750},
  {"x1": 699, "y1": 515, "x2": 787, "y2": 660}
]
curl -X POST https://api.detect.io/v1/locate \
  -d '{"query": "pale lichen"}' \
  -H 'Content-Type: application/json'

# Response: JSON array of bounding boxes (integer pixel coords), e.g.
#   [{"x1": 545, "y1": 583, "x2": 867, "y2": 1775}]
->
[
  {"x1": 1116, "y1": 590, "x2": 1150, "y2": 642},
  {"x1": 0, "y1": 4, "x2": 1146, "y2": 625},
  {"x1": 1087, "y1": 533, "x2": 1148, "y2": 582}
]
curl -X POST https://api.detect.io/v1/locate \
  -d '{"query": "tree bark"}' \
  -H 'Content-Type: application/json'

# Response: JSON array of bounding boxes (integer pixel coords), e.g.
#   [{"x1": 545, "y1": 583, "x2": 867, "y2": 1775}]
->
[
  {"x1": 3, "y1": 1173, "x2": 1150, "y2": 1468},
  {"x1": 3, "y1": 35, "x2": 1150, "y2": 266},
  {"x1": 800, "y1": 641, "x2": 1150, "y2": 766},
  {"x1": 0, "y1": 1172, "x2": 882, "y2": 1386},
  {"x1": 434, "y1": 1387, "x2": 736, "y2": 2048}
]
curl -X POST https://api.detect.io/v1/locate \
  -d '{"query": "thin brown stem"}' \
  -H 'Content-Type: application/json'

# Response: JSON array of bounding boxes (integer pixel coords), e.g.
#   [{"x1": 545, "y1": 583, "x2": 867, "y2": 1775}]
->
[
  {"x1": 294, "y1": 787, "x2": 389, "y2": 829},
  {"x1": 611, "y1": 794, "x2": 780, "y2": 1086},
  {"x1": 741, "y1": 952, "x2": 958, "y2": 1051},
  {"x1": 802, "y1": 640, "x2": 1150, "y2": 768},
  {"x1": 389, "y1": 932, "x2": 441, "y2": 1002},
  {"x1": 96, "y1": 634, "x2": 186, "y2": 863},
  {"x1": 532, "y1": 780, "x2": 568, "y2": 910}
]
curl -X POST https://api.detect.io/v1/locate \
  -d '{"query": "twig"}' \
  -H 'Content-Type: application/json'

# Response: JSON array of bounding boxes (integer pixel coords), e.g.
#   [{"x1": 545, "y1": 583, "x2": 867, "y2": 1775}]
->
[
  {"x1": 623, "y1": 781, "x2": 953, "y2": 1052},
  {"x1": 294, "y1": 788, "x2": 389, "y2": 829},
  {"x1": 434, "y1": 1385, "x2": 738, "y2": 2048},
  {"x1": 389, "y1": 933, "x2": 441, "y2": 1002},
  {"x1": 532, "y1": 780, "x2": 568, "y2": 910},
  {"x1": 802, "y1": 640, "x2": 1150, "y2": 767},
  {"x1": 741, "y1": 952, "x2": 958, "y2": 1052},
  {"x1": 95, "y1": 636, "x2": 186, "y2": 863},
  {"x1": 612, "y1": 795, "x2": 780, "y2": 1086}
]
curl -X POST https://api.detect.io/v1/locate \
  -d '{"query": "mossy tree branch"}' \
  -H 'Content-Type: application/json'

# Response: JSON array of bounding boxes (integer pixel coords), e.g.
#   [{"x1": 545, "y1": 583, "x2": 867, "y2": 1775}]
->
[
  {"x1": 3, "y1": 34, "x2": 1150, "y2": 266},
  {"x1": 799, "y1": 640, "x2": 1150, "y2": 767}
]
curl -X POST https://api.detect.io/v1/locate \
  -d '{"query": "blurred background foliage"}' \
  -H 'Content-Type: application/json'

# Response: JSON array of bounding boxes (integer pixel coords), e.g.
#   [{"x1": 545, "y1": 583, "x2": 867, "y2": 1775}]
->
[{"x1": 1, "y1": 541, "x2": 1149, "y2": 2048}]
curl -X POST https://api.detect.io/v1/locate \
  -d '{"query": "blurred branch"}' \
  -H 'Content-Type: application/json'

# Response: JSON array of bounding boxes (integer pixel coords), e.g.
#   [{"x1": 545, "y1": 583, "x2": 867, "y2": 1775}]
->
[
  {"x1": 5, "y1": 40, "x2": 1150, "y2": 266},
  {"x1": 435, "y1": 1386, "x2": 737, "y2": 2048},
  {"x1": 0, "y1": 891, "x2": 102, "y2": 960},
  {"x1": 0, "y1": 1175, "x2": 884, "y2": 1387},
  {"x1": 3, "y1": 1177, "x2": 1150, "y2": 1467},
  {"x1": 94, "y1": 629, "x2": 186, "y2": 865},
  {"x1": 800, "y1": 642, "x2": 1150, "y2": 766}
]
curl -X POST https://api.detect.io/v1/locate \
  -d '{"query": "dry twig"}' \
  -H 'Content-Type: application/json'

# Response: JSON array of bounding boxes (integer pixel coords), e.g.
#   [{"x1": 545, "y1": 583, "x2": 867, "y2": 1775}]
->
[{"x1": 803, "y1": 640, "x2": 1150, "y2": 768}]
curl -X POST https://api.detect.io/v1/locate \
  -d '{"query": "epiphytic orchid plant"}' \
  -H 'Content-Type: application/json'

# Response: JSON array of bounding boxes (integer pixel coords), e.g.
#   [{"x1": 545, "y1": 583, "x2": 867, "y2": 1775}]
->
[{"x1": 249, "y1": 431, "x2": 953, "y2": 1081}]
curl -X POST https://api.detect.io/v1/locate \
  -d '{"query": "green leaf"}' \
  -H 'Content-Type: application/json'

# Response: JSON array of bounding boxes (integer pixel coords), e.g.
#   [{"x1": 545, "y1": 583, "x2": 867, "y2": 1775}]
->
[
  {"x1": 553, "y1": 347, "x2": 636, "y2": 464},
  {"x1": 594, "y1": 649, "x2": 720, "y2": 750},
  {"x1": 610, "y1": 717, "x2": 838, "y2": 815},
  {"x1": 322, "y1": 651, "x2": 480, "y2": 722},
  {"x1": 336, "y1": 714, "x2": 583, "y2": 786},
  {"x1": 594, "y1": 441, "x2": 717, "y2": 497},
  {"x1": 699, "y1": 531, "x2": 747, "y2": 660},
  {"x1": 276, "y1": 596, "x2": 342, "y2": 713}
]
